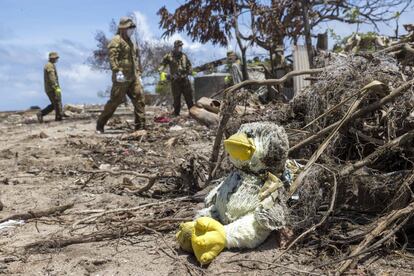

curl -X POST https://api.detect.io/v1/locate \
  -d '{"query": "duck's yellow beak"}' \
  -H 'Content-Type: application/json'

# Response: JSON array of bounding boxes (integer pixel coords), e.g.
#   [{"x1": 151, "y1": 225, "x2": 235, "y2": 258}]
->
[{"x1": 224, "y1": 133, "x2": 256, "y2": 161}]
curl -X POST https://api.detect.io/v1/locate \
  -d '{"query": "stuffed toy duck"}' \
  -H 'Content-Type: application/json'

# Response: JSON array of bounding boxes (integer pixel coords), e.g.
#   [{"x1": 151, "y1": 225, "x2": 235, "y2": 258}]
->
[{"x1": 177, "y1": 122, "x2": 290, "y2": 265}]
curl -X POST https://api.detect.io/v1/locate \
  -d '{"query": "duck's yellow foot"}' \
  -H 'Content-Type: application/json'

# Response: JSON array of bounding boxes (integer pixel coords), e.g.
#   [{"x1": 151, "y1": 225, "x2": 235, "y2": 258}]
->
[{"x1": 192, "y1": 217, "x2": 226, "y2": 265}]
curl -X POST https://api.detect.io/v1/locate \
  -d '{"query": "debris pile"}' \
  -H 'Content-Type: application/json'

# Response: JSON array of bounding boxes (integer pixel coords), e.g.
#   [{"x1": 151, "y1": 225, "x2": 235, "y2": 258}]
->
[{"x1": 214, "y1": 47, "x2": 414, "y2": 273}]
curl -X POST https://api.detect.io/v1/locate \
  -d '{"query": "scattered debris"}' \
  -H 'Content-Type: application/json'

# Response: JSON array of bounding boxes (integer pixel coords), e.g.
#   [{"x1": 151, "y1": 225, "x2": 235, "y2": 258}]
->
[
  {"x1": 39, "y1": 131, "x2": 48, "y2": 139},
  {"x1": 64, "y1": 104, "x2": 84, "y2": 114},
  {"x1": 0, "y1": 220, "x2": 24, "y2": 231}
]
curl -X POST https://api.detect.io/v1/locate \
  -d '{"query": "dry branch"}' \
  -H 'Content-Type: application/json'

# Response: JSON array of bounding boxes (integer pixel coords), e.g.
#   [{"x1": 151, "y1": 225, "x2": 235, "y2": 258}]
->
[
  {"x1": 81, "y1": 169, "x2": 166, "y2": 194},
  {"x1": 289, "y1": 83, "x2": 376, "y2": 197},
  {"x1": 339, "y1": 131, "x2": 414, "y2": 176},
  {"x1": 227, "y1": 259, "x2": 323, "y2": 275},
  {"x1": 375, "y1": 42, "x2": 414, "y2": 54},
  {"x1": 289, "y1": 79, "x2": 414, "y2": 155},
  {"x1": 0, "y1": 203, "x2": 74, "y2": 223},
  {"x1": 71, "y1": 197, "x2": 190, "y2": 228},
  {"x1": 26, "y1": 217, "x2": 189, "y2": 252},
  {"x1": 385, "y1": 169, "x2": 414, "y2": 212},
  {"x1": 337, "y1": 201, "x2": 414, "y2": 274}
]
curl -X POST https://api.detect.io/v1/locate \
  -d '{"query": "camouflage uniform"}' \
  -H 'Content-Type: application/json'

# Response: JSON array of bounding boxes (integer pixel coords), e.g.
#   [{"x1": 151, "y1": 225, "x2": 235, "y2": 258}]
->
[
  {"x1": 159, "y1": 41, "x2": 194, "y2": 116},
  {"x1": 97, "y1": 17, "x2": 145, "y2": 131},
  {"x1": 40, "y1": 52, "x2": 63, "y2": 121},
  {"x1": 226, "y1": 51, "x2": 244, "y2": 85}
]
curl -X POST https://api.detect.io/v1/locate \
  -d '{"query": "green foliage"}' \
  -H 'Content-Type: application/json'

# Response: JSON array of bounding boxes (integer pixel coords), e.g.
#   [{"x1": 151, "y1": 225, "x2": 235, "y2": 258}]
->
[
  {"x1": 346, "y1": 7, "x2": 360, "y2": 23},
  {"x1": 328, "y1": 28, "x2": 343, "y2": 45},
  {"x1": 333, "y1": 32, "x2": 381, "y2": 52}
]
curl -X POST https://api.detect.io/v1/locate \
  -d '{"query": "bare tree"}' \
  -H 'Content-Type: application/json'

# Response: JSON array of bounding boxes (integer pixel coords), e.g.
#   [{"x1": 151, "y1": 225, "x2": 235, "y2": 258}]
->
[
  {"x1": 158, "y1": 0, "x2": 412, "y2": 70},
  {"x1": 87, "y1": 18, "x2": 172, "y2": 78},
  {"x1": 158, "y1": 0, "x2": 303, "y2": 79}
]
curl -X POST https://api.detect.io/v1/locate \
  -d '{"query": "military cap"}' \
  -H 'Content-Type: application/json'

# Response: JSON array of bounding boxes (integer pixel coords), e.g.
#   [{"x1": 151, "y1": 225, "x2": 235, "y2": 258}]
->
[
  {"x1": 118, "y1": 17, "x2": 136, "y2": 29},
  {"x1": 174, "y1": 40, "x2": 184, "y2": 47},
  {"x1": 49, "y1": 52, "x2": 59, "y2": 59}
]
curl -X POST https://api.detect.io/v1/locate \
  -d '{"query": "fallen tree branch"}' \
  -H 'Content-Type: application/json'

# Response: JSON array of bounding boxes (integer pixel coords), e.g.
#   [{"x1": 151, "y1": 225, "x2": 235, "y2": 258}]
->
[
  {"x1": 289, "y1": 82, "x2": 379, "y2": 197},
  {"x1": 338, "y1": 131, "x2": 414, "y2": 176},
  {"x1": 26, "y1": 217, "x2": 189, "y2": 252},
  {"x1": 384, "y1": 169, "x2": 414, "y2": 212},
  {"x1": 71, "y1": 196, "x2": 191, "y2": 228},
  {"x1": 277, "y1": 169, "x2": 337, "y2": 260},
  {"x1": 0, "y1": 203, "x2": 74, "y2": 223},
  {"x1": 81, "y1": 169, "x2": 166, "y2": 194},
  {"x1": 337, "y1": 201, "x2": 414, "y2": 274},
  {"x1": 375, "y1": 42, "x2": 414, "y2": 55},
  {"x1": 227, "y1": 259, "x2": 322, "y2": 275},
  {"x1": 289, "y1": 79, "x2": 414, "y2": 155},
  {"x1": 302, "y1": 88, "x2": 364, "y2": 129},
  {"x1": 403, "y1": 43, "x2": 414, "y2": 55}
]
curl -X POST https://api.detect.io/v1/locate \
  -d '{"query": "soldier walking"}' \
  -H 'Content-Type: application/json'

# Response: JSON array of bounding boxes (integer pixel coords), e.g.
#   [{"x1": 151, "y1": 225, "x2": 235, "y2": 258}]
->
[
  {"x1": 37, "y1": 52, "x2": 64, "y2": 123},
  {"x1": 96, "y1": 17, "x2": 145, "y2": 133},
  {"x1": 158, "y1": 40, "x2": 194, "y2": 116}
]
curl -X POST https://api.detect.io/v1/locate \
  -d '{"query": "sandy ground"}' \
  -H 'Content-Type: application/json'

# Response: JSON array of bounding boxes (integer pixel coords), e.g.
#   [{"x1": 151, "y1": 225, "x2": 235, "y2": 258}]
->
[{"x1": 0, "y1": 107, "x2": 413, "y2": 276}]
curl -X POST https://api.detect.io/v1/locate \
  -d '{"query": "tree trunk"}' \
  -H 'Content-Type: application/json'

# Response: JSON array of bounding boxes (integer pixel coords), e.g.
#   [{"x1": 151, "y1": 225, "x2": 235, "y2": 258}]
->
[
  {"x1": 240, "y1": 46, "x2": 248, "y2": 81},
  {"x1": 301, "y1": 0, "x2": 313, "y2": 67}
]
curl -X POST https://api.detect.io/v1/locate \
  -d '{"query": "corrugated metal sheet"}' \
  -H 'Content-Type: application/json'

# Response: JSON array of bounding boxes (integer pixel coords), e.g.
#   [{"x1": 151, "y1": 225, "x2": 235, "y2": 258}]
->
[{"x1": 293, "y1": 45, "x2": 311, "y2": 96}]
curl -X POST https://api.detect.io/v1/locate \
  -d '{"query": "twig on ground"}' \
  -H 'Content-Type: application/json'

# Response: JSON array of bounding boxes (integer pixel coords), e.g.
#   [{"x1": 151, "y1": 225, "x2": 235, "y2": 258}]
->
[
  {"x1": 227, "y1": 259, "x2": 323, "y2": 275},
  {"x1": 336, "y1": 201, "x2": 414, "y2": 274},
  {"x1": 0, "y1": 203, "x2": 74, "y2": 223},
  {"x1": 80, "y1": 169, "x2": 172, "y2": 194},
  {"x1": 71, "y1": 197, "x2": 191, "y2": 228},
  {"x1": 276, "y1": 169, "x2": 337, "y2": 260}
]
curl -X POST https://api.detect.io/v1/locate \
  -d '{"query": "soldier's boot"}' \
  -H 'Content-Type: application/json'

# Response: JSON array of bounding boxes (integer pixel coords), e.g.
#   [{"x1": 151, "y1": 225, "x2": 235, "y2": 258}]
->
[
  {"x1": 55, "y1": 103, "x2": 63, "y2": 121},
  {"x1": 37, "y1": 111, "x2": 43, "y2": 123},
  {"x1": 135, "y1": 119, "x2": 146, "y2": 130},
  {"x1": 96, "y1": 122, "x2": 105, "y2": 134}
]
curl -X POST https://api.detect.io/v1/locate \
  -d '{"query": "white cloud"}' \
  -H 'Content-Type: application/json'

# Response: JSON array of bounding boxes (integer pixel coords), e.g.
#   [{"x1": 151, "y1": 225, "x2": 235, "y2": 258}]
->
[
  {"x1": 131, "y1": 11, "x2": 210, "y2": 55},
  {"x1": 0, "y1": 37, "x2": 111, "y2": 110},
  {"x1": 132, "y1": 11, "x2": 154, "y2": 42},
  {"x1": 60, "y1": 64, "x2": 107, "y2": 83}
]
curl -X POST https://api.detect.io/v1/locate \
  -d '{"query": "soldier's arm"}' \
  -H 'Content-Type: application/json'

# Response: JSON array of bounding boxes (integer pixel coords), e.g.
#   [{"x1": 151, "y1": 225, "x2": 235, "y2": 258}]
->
[
  {"x1": 136, "y1": 46, "x2": 143, "y2": 76},
  {"x1": 158, "y1": 54, "x2": 169, "y2": 72},
  {"x1": 108, "y1": 39, "x2": 121, "y2": 72},
  {"x1": 186, "y1": 55, "x2": 193, "y2": 75},
  {"x1": 46, "y1": 64, "x2": 59, "y2": 89}
]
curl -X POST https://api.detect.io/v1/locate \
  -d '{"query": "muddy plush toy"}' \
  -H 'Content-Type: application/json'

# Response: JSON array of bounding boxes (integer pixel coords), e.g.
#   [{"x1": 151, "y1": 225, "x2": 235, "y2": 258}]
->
[{"x1": 177, "y1": 122, "x2": 290, "y2": 265}]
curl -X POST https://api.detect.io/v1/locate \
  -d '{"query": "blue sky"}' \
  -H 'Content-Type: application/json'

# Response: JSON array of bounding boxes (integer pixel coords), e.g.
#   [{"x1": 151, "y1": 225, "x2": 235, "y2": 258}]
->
[{"x1": 0, "y1": 0, "x2": 413, "y2": 111}]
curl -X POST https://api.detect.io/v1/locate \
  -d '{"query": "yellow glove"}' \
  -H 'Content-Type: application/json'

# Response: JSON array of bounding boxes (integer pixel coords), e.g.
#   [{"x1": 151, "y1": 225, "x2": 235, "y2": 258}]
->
[
  {"x1": 160, "y1": 71, "x2": 167, "y2": 82},
  {"x1": 192, "y1": 71, "x2": 197, "y2": 77},
  {"x1": 55, "y1": 87, "x2": 62, "y2": 96},
  {"x1": 224, "y1": 75, "x2": 232, "y2": 85},
  {"x1": 176, "y1": 221, "x2": 195, "y2": 253},
  {"x1": 191, "y1": 217, "x2": 226, "y2": 265}
]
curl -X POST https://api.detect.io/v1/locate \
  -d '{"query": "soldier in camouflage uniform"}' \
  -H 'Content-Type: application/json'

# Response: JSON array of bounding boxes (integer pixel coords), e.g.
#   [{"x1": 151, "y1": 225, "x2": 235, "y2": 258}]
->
[
  {"x1": 37, "y1": 52, "x2": 63, "y2": 123},
  {"x1": 96, "y1": 17, "x2": 145, "y2": 133},
  {"x1": 159, "y1": 40, "x2": 194, "y2": 116},
  {"x1": 225, "y1": 51, "x2": 244, "y2": 85}
]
